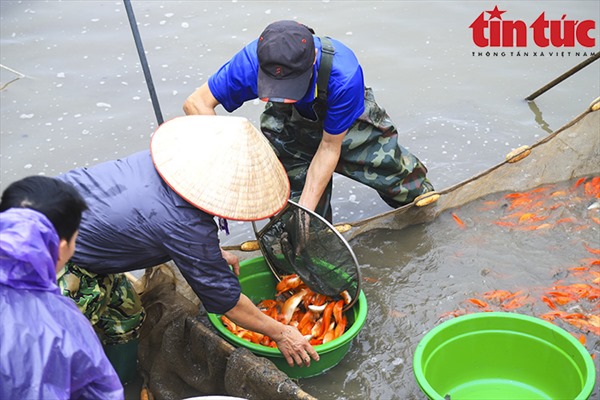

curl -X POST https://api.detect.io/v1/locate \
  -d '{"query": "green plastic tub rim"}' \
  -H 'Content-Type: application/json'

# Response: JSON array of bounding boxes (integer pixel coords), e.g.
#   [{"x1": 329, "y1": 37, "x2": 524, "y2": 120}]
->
[
  {"x1": 413, "y1": 312, "x2": 596, "y2": 400},
  {"x1": 209, "y1": 293, "x2": 367, "y2": 357},
  {"x1": 207, "y1": 256, "x2": 368, "y2": 378}
]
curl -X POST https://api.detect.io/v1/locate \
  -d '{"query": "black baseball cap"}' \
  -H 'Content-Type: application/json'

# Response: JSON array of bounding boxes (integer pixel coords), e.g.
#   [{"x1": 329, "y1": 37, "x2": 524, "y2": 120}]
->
[{"x1": 257, "y1": 20, "x2": 315, "y2": 103}]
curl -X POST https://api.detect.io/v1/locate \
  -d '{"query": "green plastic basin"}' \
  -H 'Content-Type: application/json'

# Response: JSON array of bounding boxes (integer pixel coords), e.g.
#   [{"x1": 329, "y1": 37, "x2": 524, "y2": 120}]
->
[
  {"x1": 413, "y1": 312, "x2": 596, "y2": 399},
  {"x1": 208, "y1": 256, "x2": 368, "y2": 379}
]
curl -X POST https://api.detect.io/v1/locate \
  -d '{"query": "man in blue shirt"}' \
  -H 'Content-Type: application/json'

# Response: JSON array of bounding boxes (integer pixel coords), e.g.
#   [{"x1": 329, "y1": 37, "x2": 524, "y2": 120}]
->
[
  {"x1": 184, "y1": 20, "x2": 434, "y2": 220},
  {"x1": 57, "y1": 116, "x2": 319, "y2": 371}
]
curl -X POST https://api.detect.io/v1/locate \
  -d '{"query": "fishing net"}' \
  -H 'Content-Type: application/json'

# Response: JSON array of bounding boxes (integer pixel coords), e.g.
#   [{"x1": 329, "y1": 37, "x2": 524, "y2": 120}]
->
[
  {"x1": 340, "y1": 98, "x2": 600, "y2": 240},
  {"x1": 253, "y1": 200, "x2": 361, "y2": 309}
]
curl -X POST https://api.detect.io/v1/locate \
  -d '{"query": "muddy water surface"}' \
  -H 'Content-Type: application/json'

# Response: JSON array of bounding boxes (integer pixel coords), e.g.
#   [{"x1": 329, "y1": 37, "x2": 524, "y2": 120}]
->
[{"x1": 301, "y1": 176, "x2": 599, "y2": 399}]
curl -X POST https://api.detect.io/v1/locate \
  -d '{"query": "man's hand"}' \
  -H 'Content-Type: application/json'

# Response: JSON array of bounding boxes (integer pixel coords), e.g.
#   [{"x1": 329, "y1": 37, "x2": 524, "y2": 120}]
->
[
  {"x1": 225, "y1": 295, "x2": 319, "y2": 367},
  {"x1": 272, "y1": 324, "x2": 320, "y2": 367},
  {"x1": 221, "y1": 249, "x2": 240, "y2": 275}
]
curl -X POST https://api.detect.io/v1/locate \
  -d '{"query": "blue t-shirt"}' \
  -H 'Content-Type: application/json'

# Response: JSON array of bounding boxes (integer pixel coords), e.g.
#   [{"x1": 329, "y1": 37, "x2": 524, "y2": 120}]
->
[
  {"x1": 58, "y1": 150, "x2": 241, "y2": 314},
  {"x1": 208, "y1": 36, "x2": 365, "y2": 135}
]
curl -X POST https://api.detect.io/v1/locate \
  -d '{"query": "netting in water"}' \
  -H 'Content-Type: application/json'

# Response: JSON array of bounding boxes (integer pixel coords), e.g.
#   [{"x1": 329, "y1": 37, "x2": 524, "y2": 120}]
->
[
  {"x1": 341, "y1": 99, "x2": 600, "y2": 240},
  {"x1": 253, "y1": 200, "x2": 361, "y2": 309},
  {"x1": 137, "y1": 99, "x2": 598, "y2": 400}
]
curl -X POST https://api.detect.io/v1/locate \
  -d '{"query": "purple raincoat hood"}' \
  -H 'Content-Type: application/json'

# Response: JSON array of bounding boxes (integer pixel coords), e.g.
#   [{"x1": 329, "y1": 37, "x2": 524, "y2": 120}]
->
[{"x1": 0, "y1": 208, "x2": 60, "y2": 292}]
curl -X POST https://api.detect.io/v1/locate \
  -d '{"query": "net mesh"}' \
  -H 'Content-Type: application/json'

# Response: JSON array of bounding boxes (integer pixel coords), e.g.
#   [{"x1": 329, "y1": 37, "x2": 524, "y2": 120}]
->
[
  {"x1": 254, "y1": 201, "x2": 361, "y2": 307},
  {"x1": 341, "y1": 101, "x2": 600, "y2": 240}
]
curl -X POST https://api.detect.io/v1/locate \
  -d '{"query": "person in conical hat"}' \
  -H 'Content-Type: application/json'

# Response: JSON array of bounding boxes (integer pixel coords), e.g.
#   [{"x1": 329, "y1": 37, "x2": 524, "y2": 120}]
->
[
  {"x1": 151, "y1": 114, "x2": 290, "y2": 221},
  {"x1": 55, "y1": 115, "x2": 319, "y2": 375}
]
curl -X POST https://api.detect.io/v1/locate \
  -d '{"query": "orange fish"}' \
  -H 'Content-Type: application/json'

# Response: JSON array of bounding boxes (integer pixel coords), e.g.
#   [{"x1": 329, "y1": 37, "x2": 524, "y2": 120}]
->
[
  {"x1": 572, "y1": 177, "x2": 586, "y2": 190},
  {"x1": 550, "y1": 191, "x2": 567, "y2": 197},
  {"x1": 257, "y1": 299, "x2": 278, "y2": 310},
  {"x1": 539, "y1": 310, "x2": 569, "y2": 322},
  {"x1": 563, "y1": 312, "x2": 587, "y2": 321},
  {"x1": 556, "y1": 218, "x2": 575, "y2": 224},
  {"x1": 322, "y1": 323, "x2": 336, "y2": 344},
  {"x1": 466, "y1": 298, "x2": 489, "y2": 309},
  {"x1": 494, "y1": 220, "x2": 517, "y2": 228},
  {"x1": 238, "y1": 330, "x2": 264, "y2": 344},
  {"x1": 541, "y1": 295, "x2": 557, "y2": 310},
  {"x1": 584, "y1": 181, "x2": 596, "y2": 196},
  {"x1": 334, "y1": 315, "x2": 348, "y2": 339},
  {"x1": 281, "y1": 288, "x2": 308, "y2": 324},
  {"x1": 530, "y1": 187, "x2": 551, "y2": 194},
  {"x1": 501, "y1": 294, "x2": 531, "y2": 311},
  {"x1": 297, "y1": 311, "x2": 316, "y2": 336},
  {"x1": 483, "y1": 290, "x2": 514, "y2": 303},
  {"x1": 583, "y1": 243, "x2": 600, "y2": 255},
  {"x1": 504, "y1": 192, "x2": 526, "y2": 199},
  {"x1": 545, "y1": 291, "x2": 576, "y2": 305},
  {"x1": 276, "y1": 274, "x2": 303, "y2": 294},
  {"x1": 508, "y1": 197, "x2": 533, "y2": 210},
  {"x1": 317, "y1": 302, "x2": 336, "y2": 340},
  {"x1": 221, "y1": 315, "x2": 238, "y2": 333},
  {"x1": 518, "y1": 213, "x2": 536, "y2": 223},
  {"x1": 590, "y1": 271, "x2": 600, "y2": 284},
  {"x1": 261, "y1": 335, "x2": 273, "y2": 347},
  {"x1": 333, "y1": 300, "x2": 344, "y2": 324},
  {"x1": 565, "y1": 317, "x2": 600, "y2": 336},
  {"x1": 451, "y1": 213, "x2": 466, "y2": 229}
]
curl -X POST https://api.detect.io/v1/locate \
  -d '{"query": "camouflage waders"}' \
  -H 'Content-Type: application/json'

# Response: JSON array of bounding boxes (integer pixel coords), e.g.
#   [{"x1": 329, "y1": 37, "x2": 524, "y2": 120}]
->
[
  {"x1": 58, "y1": 262, "x2": 145, "y2": 346},
  {"x1": 260, "y1": 37, "x2": 433, "y2": 220}
]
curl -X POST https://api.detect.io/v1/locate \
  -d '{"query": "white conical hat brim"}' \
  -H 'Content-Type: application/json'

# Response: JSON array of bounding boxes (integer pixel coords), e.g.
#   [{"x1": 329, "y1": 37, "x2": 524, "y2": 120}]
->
[{"x1": 150, "y1": 115, "x2": 290, "y2": 221}]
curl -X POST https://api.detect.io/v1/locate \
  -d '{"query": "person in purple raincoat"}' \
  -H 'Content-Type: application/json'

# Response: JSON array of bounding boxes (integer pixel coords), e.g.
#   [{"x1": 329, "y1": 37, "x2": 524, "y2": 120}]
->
[{"x1": 0, "y1": 176, "x2": 124, "y2": 400}]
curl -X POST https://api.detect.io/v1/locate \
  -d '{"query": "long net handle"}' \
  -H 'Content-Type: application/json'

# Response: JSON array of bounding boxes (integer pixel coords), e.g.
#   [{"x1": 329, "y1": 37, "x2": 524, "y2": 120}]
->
[
  {"x1": 123, "y1": 0, "x2": 164, "y2": 125},
  {"x1": 526, "y1": 52, "x2": 600, "y2": 101}
]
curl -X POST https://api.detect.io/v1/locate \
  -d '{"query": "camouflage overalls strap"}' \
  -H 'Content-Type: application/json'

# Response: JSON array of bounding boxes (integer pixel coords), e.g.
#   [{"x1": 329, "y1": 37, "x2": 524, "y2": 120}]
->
[
  {"x1": 58, "y1": 262, "x2": 145, "y2": 345},
  {"x1": 260, "y1": 36, "x2": 433, "y2": 220}
]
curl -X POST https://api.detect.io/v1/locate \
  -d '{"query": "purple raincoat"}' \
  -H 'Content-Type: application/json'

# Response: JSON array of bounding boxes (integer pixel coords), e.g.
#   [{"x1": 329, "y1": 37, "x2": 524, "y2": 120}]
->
[{"x1": 0, "y1": 208, "x2": 124, "y2": 400}]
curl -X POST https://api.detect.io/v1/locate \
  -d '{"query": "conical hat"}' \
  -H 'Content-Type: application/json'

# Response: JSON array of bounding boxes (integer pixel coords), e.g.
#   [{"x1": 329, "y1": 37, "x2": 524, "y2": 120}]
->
[{"x1": 150, "y1": 115, "x2": 290, "y2": 221}]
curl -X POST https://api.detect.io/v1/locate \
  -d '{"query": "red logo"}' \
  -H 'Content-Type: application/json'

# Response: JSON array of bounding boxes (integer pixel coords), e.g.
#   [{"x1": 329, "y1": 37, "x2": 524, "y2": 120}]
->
[{"x1": 470, "y1": 5, "x2": 596, "y2": 48}]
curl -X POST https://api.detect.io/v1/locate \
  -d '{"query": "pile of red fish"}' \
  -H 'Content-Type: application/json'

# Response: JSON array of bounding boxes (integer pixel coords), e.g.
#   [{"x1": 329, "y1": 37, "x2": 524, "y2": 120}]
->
[{"x1": 221, "y1": 274, "x2": 351, "y2": 348}]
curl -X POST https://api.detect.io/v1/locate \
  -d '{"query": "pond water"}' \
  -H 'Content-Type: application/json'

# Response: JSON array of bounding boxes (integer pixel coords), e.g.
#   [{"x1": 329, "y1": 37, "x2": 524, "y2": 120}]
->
[
  {"x1": 301, "y1": 176, "x2": 599, "y2": 399},
  {"x1": 1, "y1": 1, "x2": 598, "y2": 399},
  {"x1": 2, "y1": 1, "x2": 598, "y2": 233}
]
